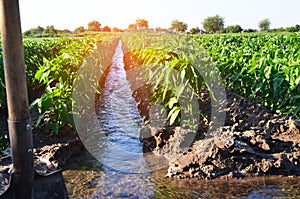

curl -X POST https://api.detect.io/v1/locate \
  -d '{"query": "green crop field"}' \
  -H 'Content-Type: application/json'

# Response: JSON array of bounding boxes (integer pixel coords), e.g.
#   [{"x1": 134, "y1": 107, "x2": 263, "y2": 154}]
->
[
  {"x1": 0, "y1": 32, "x2": 299, "y2": 139},
  {"x1": 0, "y1": 36, "x2": 107, "y2": 135},
  {"x1": 123, "y1": 33, "x2": 300, "y2": 124},
  {"x1": 193, "y1": 33, "x2": 300, "y2": 117}
]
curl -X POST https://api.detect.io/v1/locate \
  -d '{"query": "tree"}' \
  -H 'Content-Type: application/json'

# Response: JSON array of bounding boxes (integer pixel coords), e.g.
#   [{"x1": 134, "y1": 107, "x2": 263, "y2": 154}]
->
[
  {"x1": 75, "y1": 26, "x2": 85, "y2": 33},
  {"x1": 225, "y1": 25, "x2": 242, "y2": 33},
  {"x1": 202, "y1": 15, "x2": 224, "y2": 33},
  {"x1": 128, "y1": 24, "x2": 137, "y2": 31},
  {"x1": 170, "y1": 20, "x2": 188, "y2": 33},
  {"x1": 285, "y1": 26, "x2": 297, "y2": 32},
  {"x1": 43, "y1": 25, "x2": 57, "y2": 35},
  {"x1": 259, "y1": 18, "x2": 271, "y2": 31},
  {"x1": 23, "y1": 26, "x2": 44, "y2": 36},
  {"x1": 190, "y1": 27, "x2": 201, "y2": 34},
  {"x1": 88, "y1": 20, "x2": 101, "y2": 31},
  {"x1": 36, "y1": 26, "x2": 44, "y2": 34},
  {"x1": 102, "y1": 26, "x2": 111, "y2": 32},
  {"x1": 136, "y1": 18, "x2": 149, "y2": 30}
]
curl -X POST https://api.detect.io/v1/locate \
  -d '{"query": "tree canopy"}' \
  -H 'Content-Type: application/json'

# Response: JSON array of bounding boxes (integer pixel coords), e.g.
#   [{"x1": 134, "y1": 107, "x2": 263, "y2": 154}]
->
[
  {"x1": 128, "y1": 24, "x2": 137, "y2": 31},
  {"x1": 75, "y1": 26, "x2": 84, "y2": 33},
  {"x1": 225, "y1": 25, "x2": 242, "y2": 33},
  {"x1": 136, "y1": 19, "x2": 149, "y2": 30},
  {"x1": 88, "y1": 20, "x2": 101, "y2": 31},
  {"x1": 190, "y1": 27, "x2": 201, "y2": 34},
  {"x1": 170, "y1": 20, "x2": 188, "y2": 33},
  {"x1": 259, "y1": 18, "x2": 271, "y2": 31},
  {"x1": 202, "y1": 15, "x2": 224, "y2": 33}
]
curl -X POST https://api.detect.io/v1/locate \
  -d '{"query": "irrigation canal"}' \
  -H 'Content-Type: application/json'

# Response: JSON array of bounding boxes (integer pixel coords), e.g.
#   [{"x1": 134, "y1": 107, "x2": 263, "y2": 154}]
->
[{"x1": 62, "y1": 41, "x2": 299, "y2": 198}]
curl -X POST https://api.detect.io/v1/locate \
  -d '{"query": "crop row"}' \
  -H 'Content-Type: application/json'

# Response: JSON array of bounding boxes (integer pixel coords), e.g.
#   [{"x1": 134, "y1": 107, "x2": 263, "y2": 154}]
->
[
  {"x1": 193, "y1": 33, "x2": 300, "y2": 118},
  {"x1": 0, "y1": 36, "x2": 106, "y2": 134},
  {"x1": 1, "y1": 32, "x2": 299, "y2": 136},
  {"x1": 122, "y1": 34, "x2": 222, "y2": 129},
  {"x1": 123, "y1": 33, "x2": 299, "y2": 129}
]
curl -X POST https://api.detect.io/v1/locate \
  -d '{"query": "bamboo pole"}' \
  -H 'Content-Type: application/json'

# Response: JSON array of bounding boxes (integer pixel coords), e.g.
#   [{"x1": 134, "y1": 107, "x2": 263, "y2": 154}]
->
[{"x1": 0, "y1": 0, "x2": 33, "y2": 198}]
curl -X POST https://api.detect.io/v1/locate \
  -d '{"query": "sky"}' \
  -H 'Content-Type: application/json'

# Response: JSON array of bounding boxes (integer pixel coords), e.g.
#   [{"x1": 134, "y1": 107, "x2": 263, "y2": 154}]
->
[{"x1": 19, "y1": 0, "x2": 300, "y2": 32}]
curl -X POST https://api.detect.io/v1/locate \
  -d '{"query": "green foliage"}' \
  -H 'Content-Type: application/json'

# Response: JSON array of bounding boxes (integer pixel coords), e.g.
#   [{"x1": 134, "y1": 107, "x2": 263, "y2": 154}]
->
[
  {"x1": 43, "y1": 25, "x2": 58, "y2": 35},
  {"x1": 1, "y1": 31, "x2": 299, "y2": 139},
  {"x1": 122, "y1": 34, "x2": 213, "y2": 127},
  {"x1": 1, "y1": 34, "x2": 116, "y2": 134},
  {"x1": 30, "y1": 37, "x2": 104, "y2": 133},
  {"x1": 285, "y1": 26, "x2": 298, "y2": 33},
  {"x1": 202, "y1": 15, "x2": 225, "y2": 33},
  {"x1": 23, "y1": 26, "x2": 45, "y2": 36},
  {"x1": 259, "y1": 18, "x2": 271, "y2": 31},
  {"x1": 120, "y1": 32, "x2": 300, "y2": 128},
  {"x1": 190, "y1": 27, "x2": 201, "y2": 34},
  {"x1": 23, "y1": 38, "x2": 68, "y2": 87},
  {"x1": 225, "y1": 25, "x2": 242, "y2": 33},
  {"x1": 23, "y1": 25, "x2": 66, "y2": 37},
  {"x1": 193, "y1": 33, "x2": 300, "y2": 118}
]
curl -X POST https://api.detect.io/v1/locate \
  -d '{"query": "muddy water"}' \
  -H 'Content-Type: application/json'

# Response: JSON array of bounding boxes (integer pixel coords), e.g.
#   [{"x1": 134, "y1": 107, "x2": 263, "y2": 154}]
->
[{"x1": 62, "y1": 41, "x2": 300, "y2": 198}]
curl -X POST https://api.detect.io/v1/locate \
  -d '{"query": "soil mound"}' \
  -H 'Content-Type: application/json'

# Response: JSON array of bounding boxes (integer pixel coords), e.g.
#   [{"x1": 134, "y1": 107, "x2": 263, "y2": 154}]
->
[{"x1": 133, "y1": 85, "x2": 300, "y2": 179}]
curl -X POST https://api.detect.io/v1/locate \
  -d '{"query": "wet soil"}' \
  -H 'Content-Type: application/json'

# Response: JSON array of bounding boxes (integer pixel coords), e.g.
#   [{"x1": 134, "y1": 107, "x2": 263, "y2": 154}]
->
[
  {"x1": 132, "y1": 84, "x2": 300, "y2": 180},
  {"x1": 0, "y1": 106, "x2": 84, "y2": 198}
]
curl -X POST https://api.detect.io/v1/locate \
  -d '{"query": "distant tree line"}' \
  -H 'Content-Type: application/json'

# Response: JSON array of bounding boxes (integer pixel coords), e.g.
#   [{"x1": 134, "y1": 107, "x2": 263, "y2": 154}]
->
[
  {"x1": 23, "y1": 25, "x2": 70, "y2": 37},
  {"x1": 198, "y1": 16, "x2": 300, "y2": 34},
  {"x1": 23, "y1": 16, "x2": 300, "y2": 37},
  {"x1": 167, "y1": 16, "x2": 300, "y2": 34},
  {"x1": 23, "y1": 20, "x2": 123, "y2": 37},
  {"x1": 127, "y1": 19, "x2": 149, "y2": 31}
]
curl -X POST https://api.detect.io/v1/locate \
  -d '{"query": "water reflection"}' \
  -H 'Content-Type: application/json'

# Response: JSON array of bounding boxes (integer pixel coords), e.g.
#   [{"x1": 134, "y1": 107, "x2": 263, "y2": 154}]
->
[
  {"x1": 93, "y1": 40, "x2": 154, "y2": 197},
  {"x1": 63, "y1": 152, "x2": 300, "y2": 199}
]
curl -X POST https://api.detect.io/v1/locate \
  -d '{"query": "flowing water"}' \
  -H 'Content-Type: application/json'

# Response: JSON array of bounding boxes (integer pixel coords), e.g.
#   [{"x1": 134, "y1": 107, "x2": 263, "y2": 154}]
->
[{"x1": 62, "y1": 41, "x2": 300, "y2": 199}]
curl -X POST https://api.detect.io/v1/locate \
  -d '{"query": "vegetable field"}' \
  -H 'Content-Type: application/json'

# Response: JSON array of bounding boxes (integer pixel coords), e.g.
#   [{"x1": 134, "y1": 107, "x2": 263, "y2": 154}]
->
[
  {"x1": 194, "y1": 33, "x2": 300, "y2": 118},
  {"x1": 0, "y1": 32, "x2": 299, "y2": 137},
  {"x1": 0, "y1": 36, "x2": 106, "y2": 135},
  {"x1": 123, "y1": 33, "x2": 300, "y2": 124}
]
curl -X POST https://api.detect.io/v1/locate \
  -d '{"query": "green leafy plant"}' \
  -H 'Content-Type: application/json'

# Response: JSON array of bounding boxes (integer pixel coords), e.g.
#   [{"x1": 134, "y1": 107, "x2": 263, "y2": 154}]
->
[
  {"x1": 122, "y1": 32, "x2": 300, "y2": 132},
  {"x1": 122, "y1": 34, "x2": 213, "y2": 128},
  {"x1": 30, "y1": 37, "x2": 105, "y2": 133},
  {"x1": 192, "y1": 33, "x2": 300, "y2": 118}
]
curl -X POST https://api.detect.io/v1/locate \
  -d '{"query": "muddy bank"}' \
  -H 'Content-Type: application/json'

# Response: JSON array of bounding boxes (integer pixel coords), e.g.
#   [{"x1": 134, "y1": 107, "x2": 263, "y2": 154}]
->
[
  {"x1": 123, "y1": 52, "x2": 300, "y2": 180},
  {"x1": 166, "y1": 91, "x2": 300, "y2": 179},
  {"x1": 0, "y1": 107, "x2": 84, "y2": 196},
  {"x1": 136, "y1": 85, "x2": 300, "y2": 179}
]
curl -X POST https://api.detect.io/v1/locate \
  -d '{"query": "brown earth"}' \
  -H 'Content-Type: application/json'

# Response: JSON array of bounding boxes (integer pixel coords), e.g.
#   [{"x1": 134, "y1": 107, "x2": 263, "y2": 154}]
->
[
  {"x1": 0, "y1": 106, "x2": 84, "y2": 198},
  {"x1": 132, "y1": 85, "x2": 300, "y2": 180}
]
